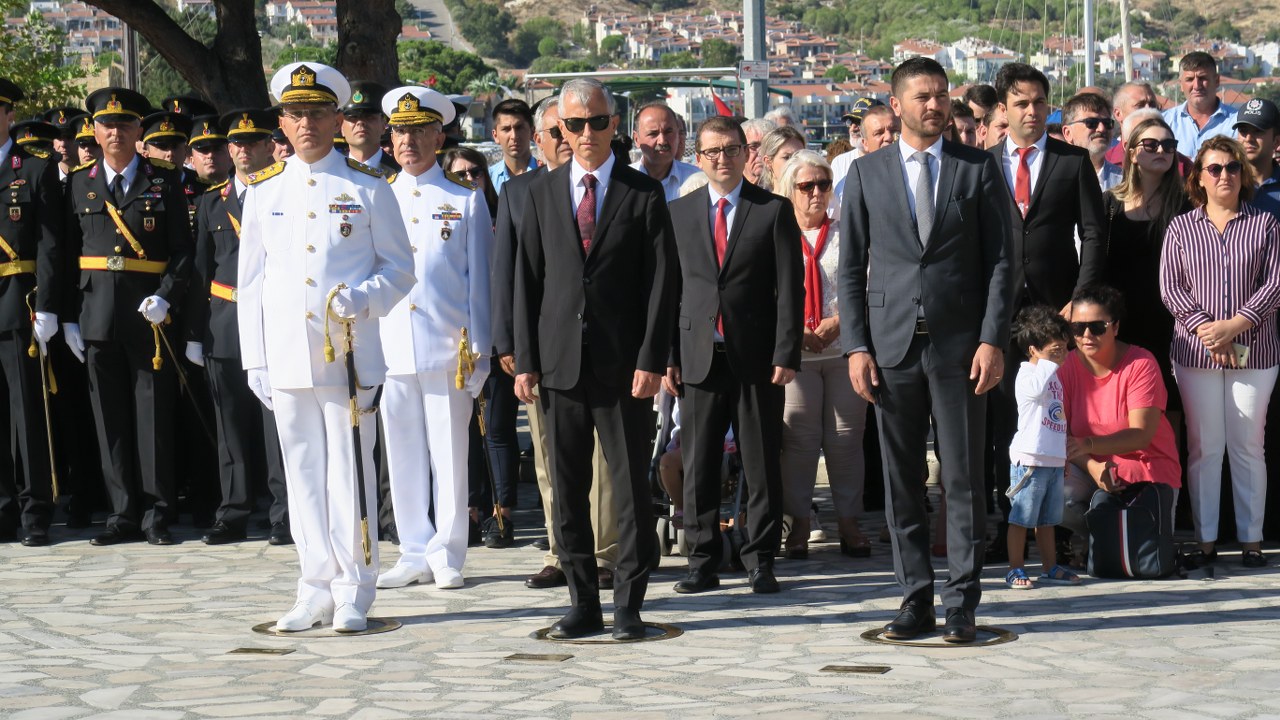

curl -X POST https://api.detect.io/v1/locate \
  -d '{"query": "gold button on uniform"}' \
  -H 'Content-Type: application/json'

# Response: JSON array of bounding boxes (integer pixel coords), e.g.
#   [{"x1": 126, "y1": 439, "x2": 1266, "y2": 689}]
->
[
  {"x1": 307, "y1": 178, "x2": 316, "y2": 186},
  {"x1": 307, "y1": 211, "x2": 316, "y2": 219},
  {"x1": 411, "y1": 245, "x2": 418, "y2": 253},
  {"x1": 411, "y1": 218, "x2": 418, "y2": 224},
  {"x1": 306, "y1": 244, "x2": 316, "y2": 252},
  {"x1": 306, "y1": 278, "x2": 316, "y2": 286},
  {"x1": 412, "y1": 189, "x2": 420, "y2": 197},
  {"x1": 305, "y1": 311, "x2": 315, "y2": 319},
  {"x1": 409, "y1": 303, "x2": 417, "y2": 311},
  {"x1": 114, "y1": 246, "x2": 122, "y2": 253}
]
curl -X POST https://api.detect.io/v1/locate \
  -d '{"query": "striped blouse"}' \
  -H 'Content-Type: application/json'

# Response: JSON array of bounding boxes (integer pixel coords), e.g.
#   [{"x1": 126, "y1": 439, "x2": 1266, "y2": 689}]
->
[{"x1": 1159, "y1": 202, "x2": 1280, "y2": 370}]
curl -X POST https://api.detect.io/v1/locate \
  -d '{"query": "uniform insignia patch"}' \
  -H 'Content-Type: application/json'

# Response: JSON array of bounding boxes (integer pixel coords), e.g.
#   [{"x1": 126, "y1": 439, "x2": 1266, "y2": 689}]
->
[
  {"x1": 86, "y1": 192, "x2": 97, "y2": 200},
  {"x1": 152, "y1": 177, "x2": 165, "y2": 184},
  {"x1": 9, "y1": 207, "x2": 20, "y2": 222},
  {"x1": 438, "y1": 202, "x2": 457, "y2": 212},
  {"x1": 330, "y1": 203, "x2": 362, "y2": 214},
  {"x1": 334, "y1": 192, "x2": 355, "y2": 202},
  {"x1": 143, "y1": 217, "x2": 156, "y2": 232},
  {"x1": 11, "y1": 156, "x2": 20, "y2": 170},
  {"x1": 441, "y1": 222, "x2": 451, "y2": 241},
  {"x1": 8, "y1": 179, "x2": 25, "y2": 188},
  {"x1": 431, "y1": 212, "x2": 463, "y2": 221},
  {"x1": 340, "y1": 222, "x2": 352, "y2": 237}
]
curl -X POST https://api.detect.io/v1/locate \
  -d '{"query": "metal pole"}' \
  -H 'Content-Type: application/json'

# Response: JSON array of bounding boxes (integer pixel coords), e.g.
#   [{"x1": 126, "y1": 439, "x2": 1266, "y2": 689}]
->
[
  {"x1": 1119, "y1": 0, "x2": 1135, "y2": 82},
  {"x1": 121, "y1": 23, "x2": 139, "y2": 91},
  {"x1": 743, "y1": 0, "x2": 767, "y2": 119},
  {"x1": 1083, "y1": 0, "x2": 1095, "y2": 88}
]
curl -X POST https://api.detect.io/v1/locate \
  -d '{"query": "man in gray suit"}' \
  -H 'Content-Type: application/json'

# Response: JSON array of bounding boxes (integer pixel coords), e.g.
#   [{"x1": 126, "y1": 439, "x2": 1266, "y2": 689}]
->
[{"x1": 838, "y1": 57, "x2": 1013, "y2": 643}]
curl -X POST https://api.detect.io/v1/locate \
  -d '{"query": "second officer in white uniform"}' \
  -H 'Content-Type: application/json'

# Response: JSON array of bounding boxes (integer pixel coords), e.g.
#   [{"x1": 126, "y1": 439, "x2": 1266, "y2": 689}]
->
[
  {"x1": 375, "y1": 86, "x2": 492, "y2": 591},
  {"x1": 238, "y1": 63, "x2": 416, "y2": 633}
]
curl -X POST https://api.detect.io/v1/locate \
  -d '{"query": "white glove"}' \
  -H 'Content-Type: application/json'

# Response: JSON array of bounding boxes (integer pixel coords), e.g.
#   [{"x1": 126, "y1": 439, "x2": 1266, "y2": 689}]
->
[
  {"x1": 185, "y1": 341, "x2": 205, "y2": 367},
  {"x1": 62, "y1": 322, "x2": 86, "y2": 363},
  {"x1": 465, "y1": 356, "x2": 490, "y2": 398},
  {"x1": 139, "y1": 295, "x2": 170, "y2": 324},
  {"x1": 34, "y1": 311, "x2": 57, "y2": 354},
  {"x1": 329, "y1": 286, "x2": 369, "y2": 319},
  {"x1": 247, "y1": 368, "x2": 273, "y2": 410}
]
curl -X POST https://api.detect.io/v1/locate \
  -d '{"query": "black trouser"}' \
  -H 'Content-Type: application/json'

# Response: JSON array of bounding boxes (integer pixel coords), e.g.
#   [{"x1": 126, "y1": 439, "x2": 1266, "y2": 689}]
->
[
  {"x1": 543, "y1": 356, "x2": 656, "y2": 611},
  {"x1": 176, "y1": 358, "x2": 219, "y2": 523},
  {"x1": 467, "y1": 371, "x2": 520, "y2": 510},
  {"x1": 48, "y1": 337, "x2": 104, "y2": 518},
  {"x1": 85, "y1": 340, "x2": 176, "y2": 532},
  {"x1": 206, "y1": 357, "x2": 286, "y2": 531},
  {"x1": 374, "y1": 412, "x2": 397, "y2": 539},
  {"x1": 0, "y1": 331, "x2": 53, "y2": 533},
  {"x1": 682, "y1": 351, "x2": 784, "y2": 574}
]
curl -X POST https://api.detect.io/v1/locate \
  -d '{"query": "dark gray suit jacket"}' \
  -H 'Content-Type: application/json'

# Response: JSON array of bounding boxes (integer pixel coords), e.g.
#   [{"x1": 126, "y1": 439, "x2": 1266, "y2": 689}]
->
[
  {"x1": 491, "y1": 164, "x2": 545, "y2": 357},
  {"x1": 838, "y1": 139, "x2": 1012, "y2": 369}
]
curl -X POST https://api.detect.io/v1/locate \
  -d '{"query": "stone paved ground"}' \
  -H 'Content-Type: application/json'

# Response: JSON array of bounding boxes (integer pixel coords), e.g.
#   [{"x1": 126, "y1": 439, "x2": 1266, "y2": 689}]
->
[{"x1": 2, "y1": 482, "x2": 1279, "y2": 720}]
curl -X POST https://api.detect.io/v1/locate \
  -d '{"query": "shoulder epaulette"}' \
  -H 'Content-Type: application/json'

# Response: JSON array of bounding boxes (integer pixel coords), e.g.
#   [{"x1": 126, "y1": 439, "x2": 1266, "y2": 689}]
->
[
  {"x1": 207, "y1": 179, "x2": 229, "y2": 193},
  {"x1": 26, "y1": 148, "x2": 49, "y2": 160},
  {"x1": 445, "y1": 169, "x2": 474, "y2": 190},
  {"x1": 385, "y1": 172, "x2": 398, "y2": 184},
  {"x1": 148, "y1": 158, "x2": 176, "y2": 170},
  {"x1": 246, "y1": 161, "x2": 285, "y2": 185},
  {"x1": 347, "y1": 157, "x2": 383, "y2": 177},
  {"x1": 69, "y1": 159, "x2": 97, "y2": 174}
]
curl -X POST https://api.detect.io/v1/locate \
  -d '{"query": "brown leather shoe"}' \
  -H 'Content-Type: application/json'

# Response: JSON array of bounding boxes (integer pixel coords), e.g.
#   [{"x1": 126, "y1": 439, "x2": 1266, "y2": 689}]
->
[
  {"x1": 597, "y1": 567, "x2": 614, "y2": 590},
  {"x1": 525, "y1": 565, "x2": 567, "y2": 589}
]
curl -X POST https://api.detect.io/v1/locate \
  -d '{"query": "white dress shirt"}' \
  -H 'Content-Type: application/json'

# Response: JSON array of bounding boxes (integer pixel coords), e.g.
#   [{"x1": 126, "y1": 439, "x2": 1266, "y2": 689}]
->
[
  {"x1": 630, "y1": 159, "x2": 700, "y2": 202},
  {"x1": 897, "y1": 136, "x2": 943, "y2": 224},
  {"x1": 569, "y1": 152, "x2": 616, "y2": 223},
  {"x1": 1001, "y1": 133, "x2": 1049, "y2": 203},
  {"x1": 101, "y1": 154, "x2": 141, "y2": 196}
]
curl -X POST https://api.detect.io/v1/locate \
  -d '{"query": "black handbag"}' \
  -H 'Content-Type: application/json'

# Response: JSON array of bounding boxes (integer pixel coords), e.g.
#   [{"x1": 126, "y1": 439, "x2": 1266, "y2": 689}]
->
[{"x1": 1085, "y1": 481, "x2": 1178, "y2": 579}]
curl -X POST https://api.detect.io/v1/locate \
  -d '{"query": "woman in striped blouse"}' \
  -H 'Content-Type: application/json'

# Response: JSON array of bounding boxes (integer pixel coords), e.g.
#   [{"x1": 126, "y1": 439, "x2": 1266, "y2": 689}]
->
[{"x1": 1160, "y1": 136, "x2": 1280, "y2": 569}]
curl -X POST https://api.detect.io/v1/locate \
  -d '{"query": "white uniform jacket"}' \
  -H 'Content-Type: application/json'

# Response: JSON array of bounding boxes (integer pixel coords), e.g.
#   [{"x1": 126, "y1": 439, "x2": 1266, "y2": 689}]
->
[
  {"x1": 381, "y1": 164, "x2": 493, "y2": 376},
  {"x1": 237, "y1": 150, "x2": 416, "y2": 389}
]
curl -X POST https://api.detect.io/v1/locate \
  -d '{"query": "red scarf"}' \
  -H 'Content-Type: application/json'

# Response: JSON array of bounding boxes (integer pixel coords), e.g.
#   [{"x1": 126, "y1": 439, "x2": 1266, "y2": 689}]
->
[{"x1": 800, "y1": 218, "x2": 831, "y2": 331}]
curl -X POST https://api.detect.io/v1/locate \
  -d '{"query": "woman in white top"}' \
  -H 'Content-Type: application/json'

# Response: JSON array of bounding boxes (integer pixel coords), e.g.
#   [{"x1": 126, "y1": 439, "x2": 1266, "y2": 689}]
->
[{"x1": 776, "y1": 150, "x2": 870, "y2": 558}]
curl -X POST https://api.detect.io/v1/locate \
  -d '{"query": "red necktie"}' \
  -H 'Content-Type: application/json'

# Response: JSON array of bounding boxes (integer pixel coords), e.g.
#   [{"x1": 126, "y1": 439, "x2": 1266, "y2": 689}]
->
[
  {"x1": 1015, "y1": 146, "x2": 1033, "y2": 218},
  {"x1": 714, "y1": 197, "x2": 728, "y2": 336},
  {"x1": 577, "y1": 173, "x2": 597, "y2": 254}
]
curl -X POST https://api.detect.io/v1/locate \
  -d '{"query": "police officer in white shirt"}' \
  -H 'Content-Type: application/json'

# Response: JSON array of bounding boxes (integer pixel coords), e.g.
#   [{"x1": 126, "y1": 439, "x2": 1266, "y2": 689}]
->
[
  {"x1": 237, "y1": 62, "x2": 416, "y2": 633},
  {"x1": 374, "y1": 86, "x2": 492, "y2": 591}
]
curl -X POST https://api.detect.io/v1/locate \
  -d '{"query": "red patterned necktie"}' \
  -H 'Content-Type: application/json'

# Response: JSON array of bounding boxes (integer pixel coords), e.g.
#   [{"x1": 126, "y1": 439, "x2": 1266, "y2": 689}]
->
[
  {"x1": 1015, "y1": 146, "x2": 1033, "y2": 218},
  {"x1": 714, "y1": 197, "x2": 728, "y2": 336},
  {"x1": 577, "y1": 173, "x2": 597, "y2": 254}
]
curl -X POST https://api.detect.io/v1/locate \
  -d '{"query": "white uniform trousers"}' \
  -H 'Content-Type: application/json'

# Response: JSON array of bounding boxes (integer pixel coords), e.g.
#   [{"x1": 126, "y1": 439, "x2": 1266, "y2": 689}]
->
[
  {"x1": 382, "y1": 370, "x2": 472, "y2": 573},
  {"x1": 274, "y1": 386, "x2": 380, "y2": 612},
  {"x1": 1174, "y1": 363, "x2": 1278, "y2": 544}
]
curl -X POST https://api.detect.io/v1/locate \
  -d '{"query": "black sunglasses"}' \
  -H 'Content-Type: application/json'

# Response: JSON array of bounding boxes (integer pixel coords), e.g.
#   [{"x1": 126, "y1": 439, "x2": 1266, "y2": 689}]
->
[
  {"x1": 796, "y1": 179, "x2": 833, "y2": 193},
  {"x1": 1135, "y1": 138, "x2": 1179, "y2": 154},
  {"x1": 561, "y1": 115, "x2": 612, "y2": 134},
  {"x1": 547, "y1": 126, "x2": 563, "y2": 141},
  {"x1": 1069, "y1": 117, "x2": 1115, "y2": 131},
  {"x1": 1205, "y1": 161, "x2": 1243, "y2": 178},
  {"x1": 1069, "y1": 320, "x2": 1113, "y2": 336},
  {"x1": 453, "y1": 166, "x2": 486, "y2": 180}
]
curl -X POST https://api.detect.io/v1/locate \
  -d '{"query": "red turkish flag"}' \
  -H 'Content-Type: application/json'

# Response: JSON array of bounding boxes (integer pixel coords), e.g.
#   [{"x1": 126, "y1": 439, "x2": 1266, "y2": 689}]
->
[{"x1": 711, "y1": 90, "x2": 733, "y2": 117}]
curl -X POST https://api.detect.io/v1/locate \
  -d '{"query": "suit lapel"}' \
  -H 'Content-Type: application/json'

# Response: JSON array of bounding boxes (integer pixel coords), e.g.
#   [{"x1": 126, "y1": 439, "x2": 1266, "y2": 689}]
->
[
  {"x1": 687, "y1": 185, "x2": 716, "y2": 272},
  {"x1": 924, "y1": 147, "x2": 958, "y2": 250},
  {"x1": 1027, "y1": 141, "x2": 1059, "y2": 215},
  {"x1": 719, "y1": 183, "x2": 753, "y2": 273},
  {"x1": 587, "y1": 164, "x2": 630, "y2": 258},
  {"x1": 546, "y1": 164, "x2": 581, "y2": 265}
]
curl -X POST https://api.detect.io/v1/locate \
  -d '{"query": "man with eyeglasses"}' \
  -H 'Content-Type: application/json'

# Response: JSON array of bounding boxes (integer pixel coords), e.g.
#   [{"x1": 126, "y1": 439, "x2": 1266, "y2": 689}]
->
[
  {"x1": 374, "y1": 85, "x2": 492, "y2": 593},
  {"x1": 184, "y1": 108, "x2": 289, "y2": 547},
  {"x1": 663, "y1": 114, "x2": 802, "y2": 596},
  {"x1": 237, "y1": 62, "x2": 415, "y2": 633},
  {"x1": 1234, "y1": 98, "x2": 1280, "y2": 218},
  {"x1": 739, "y1": 117, "x2": 776, "y2": 185},
  {"x1": 342, "y1": 81, "x2": 399, "y2": 177},
  {"x1": 630, "y1": 102, "x2": 699, "y2": 202},
  {"x1": 512, "y1": 77, "x2": 677, "y2": 641},
  {"x1": 1104, "y1": 81, "x2": 1160, "y2": 166},
  {"x1": 1060, "y1": 92, "x2": 1122, "y2": 191}
]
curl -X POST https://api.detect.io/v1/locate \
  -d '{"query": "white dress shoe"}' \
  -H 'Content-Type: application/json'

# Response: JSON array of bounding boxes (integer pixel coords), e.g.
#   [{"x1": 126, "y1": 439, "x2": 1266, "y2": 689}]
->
[
  {"x1": 333, "y1": 602, "x2": 367, "y2": 633},
  {"x1": 434, "y1": 567, "x2": 464, "y2": 589},
  {"x1": 275, "y1": 602, "x2": 333, "y2": 632},
  {"x1": 376, "y1": 563, "x2": 433, "y2": 589}
]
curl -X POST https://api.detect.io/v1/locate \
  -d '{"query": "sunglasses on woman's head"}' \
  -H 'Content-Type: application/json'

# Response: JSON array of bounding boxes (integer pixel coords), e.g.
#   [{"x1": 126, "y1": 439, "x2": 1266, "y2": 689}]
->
[
  {"x1": 561, "y1": 115, "x2": 612, "y2": 134},
  {"x1": 1204, "y1": 161, "x2": 1243, "y2": 178},
  {"x1": 1135, "y1": 138, "x2": 1178, "y2": 154},
  {"x1": 796, "y1": 179, "x2": 833, "y2": 193},
  {"x1": 1069, "y1": 320, "x2": 1113, "y2": 336}
]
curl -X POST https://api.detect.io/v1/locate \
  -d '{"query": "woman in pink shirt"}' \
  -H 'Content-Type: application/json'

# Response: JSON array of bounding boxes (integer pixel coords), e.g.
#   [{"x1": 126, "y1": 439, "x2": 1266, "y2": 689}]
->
[{"x1": 1056, "y1": 285, "x2": 1182, "y2": 563}]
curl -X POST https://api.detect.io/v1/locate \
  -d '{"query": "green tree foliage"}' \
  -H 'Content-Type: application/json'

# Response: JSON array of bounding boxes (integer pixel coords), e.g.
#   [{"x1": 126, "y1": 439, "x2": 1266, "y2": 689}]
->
[
  {"x1": 395, "y1": 0, "x2": 417, "y2": 20},
  {"x1": 397, "y1": 40, "x2": 496, "y2": 94},
  {"x1": 527, "y1": 57, "x2": 596, "y2": 76},
  {"x1": 510, "y1": 16, "x2": 565, "y2": 65},
  {"x1": 0, "y1": 1, "x2": 88, "y2": 114},
  {"x1": 700, "y1": 38, "x2": 740, "y2": 68},
  {"x1": 599, "y1": 35, "x2": 626, "y2": 60},
  {"x1": 445, "y1": 0, "x2": 517, "y2": 61},
  {"x1": 659, "y1": 51, "x2": 699, "y2": 69},
  {"x1": 824, "y1": 64, "x2": 851, "y2": 82},
  {"x1": 538, "y1": 37, "x2": 561, "y2": 58}
]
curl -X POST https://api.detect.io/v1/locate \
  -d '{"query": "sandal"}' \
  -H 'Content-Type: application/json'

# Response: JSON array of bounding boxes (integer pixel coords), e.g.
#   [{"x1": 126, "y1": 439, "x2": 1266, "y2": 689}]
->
[
  {"x1": 1242, "y1": 550, "x2": 1268, "y2": 568},
  {"x1": 1039, "y1": 564, "x2": 1082, "y2": 585},
  {"x1": 1005, "y1": 567, "x2": 1034, "y2": 590}
]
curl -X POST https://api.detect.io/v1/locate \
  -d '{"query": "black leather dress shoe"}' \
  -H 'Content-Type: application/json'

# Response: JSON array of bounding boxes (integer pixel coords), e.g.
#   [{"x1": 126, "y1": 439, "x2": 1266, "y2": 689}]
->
[
  {"x1": 21, "y1": 530, "x2": 50, "y2": 547},
  {"x1": 146, "y1": 527, "x2": 176, "y2": 546},
  {"x1": 548, "y1": 604, "x2": 604, "y2": 639},
  {"x1": 943, "y1": 607, "x2": 977, "y2": 644},
  {"x1": 268, "y1": 522, "x2": 293, "y2": 545},
  {"x1": 202, "y1": 522, "x2": 246, "y2": 545},
  {"x1": 90, "y1": 526, "x2": 143, "y2": 546},
  {"x1": 612, "y1": 607, "x2": 646, "y2": 641},
  {"x1": 883, "y1": 602, "x2": 936, "y2": 640},
  {"x1": 673, "y1": 570, "x2": 720, "y2": 594},
  {"x1": 525, "y1": 565, "x2": 567, "y2": 589},
  {"x1": 748, "y1": 565, "x2": 780, "y2": 594},
  {"x1": 532, "y1": 536, "x2": 550, "y2": 551}
]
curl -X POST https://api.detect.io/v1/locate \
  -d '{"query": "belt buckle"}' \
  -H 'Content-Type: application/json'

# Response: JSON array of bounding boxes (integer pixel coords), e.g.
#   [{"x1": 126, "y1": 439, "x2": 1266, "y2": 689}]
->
[
  {"x1": 230, "y1": 288, "x2": 238, "y2": 302},
  {"x1": 106, "y1": 256, "x2": 125, "y2": 272}
]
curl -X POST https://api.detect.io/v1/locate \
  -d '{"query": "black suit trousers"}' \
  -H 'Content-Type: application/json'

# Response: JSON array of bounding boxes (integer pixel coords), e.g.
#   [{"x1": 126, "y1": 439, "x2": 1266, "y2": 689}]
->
[
  {"x1": 682, "y1": 350, "x2": 784, "y2": 573},
  {"x1": 876, "y1": 332, "x2": 987, "y2": 611},
  {"x1": 543, "y1": 349, "x2": 656, "y2": 611},
  {"x1": 85, "y1": 339, "x2": 176, "y2": 532},
  {"x1": 0, "y1": 331, "x2": 53, "y2": 532},
  {"x1": 206, "y1": 356, "x2": 286, "y2": 530}
]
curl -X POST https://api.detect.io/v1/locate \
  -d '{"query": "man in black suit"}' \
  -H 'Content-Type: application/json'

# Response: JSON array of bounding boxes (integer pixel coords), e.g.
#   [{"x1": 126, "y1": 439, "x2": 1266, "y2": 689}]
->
[
  {"x1": 513, "y1": 78, "x2": 677, "y2": 641},
  {"x1": 663, "y1": 115, "x2": 803, "y2": 594},
  {"x1": 839, "y1": 57, "x2": 1012, "y2": 643},
  {"x1": 985, "y1": 63, "x2": 1106, "y2": 557}
]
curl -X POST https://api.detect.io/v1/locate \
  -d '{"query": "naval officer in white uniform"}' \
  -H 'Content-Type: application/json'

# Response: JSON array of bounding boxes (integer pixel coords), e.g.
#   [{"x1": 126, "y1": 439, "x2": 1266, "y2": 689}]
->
[
  {"x1": 375, "y1": 86, "x2": 493, "y2": 591},
  {"x1": 237, "y1": 62, "x2": 416, "y2": 633}
]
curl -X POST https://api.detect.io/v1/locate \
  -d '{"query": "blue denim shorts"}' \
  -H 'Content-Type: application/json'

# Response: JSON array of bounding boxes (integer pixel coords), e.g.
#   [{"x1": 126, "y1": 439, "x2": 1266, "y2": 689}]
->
[{"x1": 1007, "y1": 464, "x2": 1065, "y2": 528}]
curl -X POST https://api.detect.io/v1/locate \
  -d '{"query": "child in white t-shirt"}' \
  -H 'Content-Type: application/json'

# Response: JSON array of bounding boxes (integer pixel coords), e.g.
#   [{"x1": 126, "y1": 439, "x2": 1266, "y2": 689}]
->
[{"x1": 1006, "y1": 306, "x2": 1080, "y2": 589}]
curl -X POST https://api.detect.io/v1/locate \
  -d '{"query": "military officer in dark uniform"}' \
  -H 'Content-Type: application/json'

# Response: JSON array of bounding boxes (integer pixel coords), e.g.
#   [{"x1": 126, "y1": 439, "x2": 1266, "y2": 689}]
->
[
  {"x1": 342, "y1": 82, "x2": 399, "y2": 175},
  {"x1": 140, "y1": 111, "x2": 193, "y2": 169},
  {"x1": 42, "y1": 108, "x2": 87, "y2": 180},
  {"x1": 0, "y1": 79, "x2": 62, "y2": 546},
  {"x1": 10, "y1": 120, "x2": 58, "y2": 156},
  {"x1": 186, "y1": 108, "x2": 289, "y2": 545},
  {"x1": 73, "y1": 116, "x2": 102, "y2": 168},
  {"x1": 63, "y1": 87, "x2": 192, "y2": 546}
]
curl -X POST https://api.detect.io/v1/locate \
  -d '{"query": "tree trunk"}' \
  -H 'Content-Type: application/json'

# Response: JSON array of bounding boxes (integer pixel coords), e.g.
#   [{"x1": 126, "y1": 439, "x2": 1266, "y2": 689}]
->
[{"x1": 335, "y1": 0, "x2": 403, "y2": 86}]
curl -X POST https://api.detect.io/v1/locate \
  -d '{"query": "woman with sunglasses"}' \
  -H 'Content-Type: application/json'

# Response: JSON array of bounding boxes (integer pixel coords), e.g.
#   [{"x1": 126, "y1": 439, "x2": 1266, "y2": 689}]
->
[
  {"x1": 757, "y1": 125, "x2": 805, "y2": 191},
  {"x1": 1160, "y1": 136, "x2": 1280, "y2": 569},
  {"x1": 774, "y1": 150, "x2": 869, "y2": 559},
  {"x1": 1104, "y1": 118, "x2": 1190, "y2": 420},
  {"x1": 443, "y1": 146, "x2": 499, "y2": 222}
]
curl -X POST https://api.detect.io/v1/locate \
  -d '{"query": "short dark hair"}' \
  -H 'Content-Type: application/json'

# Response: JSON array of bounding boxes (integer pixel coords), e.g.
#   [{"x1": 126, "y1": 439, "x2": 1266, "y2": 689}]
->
[
  {"x1": 491, "y1": 98, "x2": 533, "y2": 127},
  {"x1": 950, "y1": 99, "x2": 975, "y2": 120},
  {"x1": 963, "y1": 84, "x2": 997, "y2": 113},
  {"x1": 994, "y1": 63, "x2": 1050, "y2": 103},
  {"x1": 1179, "y1": 51, "x2": 1218, "y2": 75},
  {"x1": 696, "y1": 115, "x2": 747, "y2": 150},
  {"x1": 1013, "y1": 305, "x2": 1071, "y2": 353},
  {"x1": 891, "y1": 57, "x2": 948, "y2": 98},
  {"x1": 1062, "y1": 92, "x2": 1112, "y2": 124},
  {"x1": 1070, "y1": 284, "x2": 1127, "y2": 325}
]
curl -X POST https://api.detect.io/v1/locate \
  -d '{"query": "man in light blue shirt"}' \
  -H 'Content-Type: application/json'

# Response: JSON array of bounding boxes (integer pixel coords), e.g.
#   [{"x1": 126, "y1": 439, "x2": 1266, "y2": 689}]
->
[
  {"x1": 1163, "y1": 51, "x2": 1237, "y2": 158},
  {"x1": 487, "y1": 98, "x2": 537, "y2": 194}
]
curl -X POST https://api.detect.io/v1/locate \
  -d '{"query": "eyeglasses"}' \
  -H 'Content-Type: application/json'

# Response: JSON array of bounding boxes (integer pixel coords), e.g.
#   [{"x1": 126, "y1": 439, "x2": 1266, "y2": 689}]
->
[
  {"x1": 282, "y1": 108, "x2": 335, "y2": 122},
  {"x1": 1069, "y1": 320, "x2": 1113, "y2": 336},
  {"x1": 746, "y1": 142, "x2": 762, "y2": 153},
  {"x1": 795, "y1": 179, "x2": 833, "y2": 194},
  {"x1": 546, "y1": 126, "x2": 563, "y2": 141},
  {"x1": 698, "y1": 144, "x2": 744, "y2": 159},
  {"x1": 1068, "y1": 117, "x2": 1115, "y2": 131},
  {"x1": 453, "y1": 166, "x2": 486, "y2": 181},
  {"x1": 561, "y1": 115, "x2": 612, "y2": 134},
  {"x1": 1205, "y1": 161, "x2": 1243, "y2": 178},
  {"x1": 1135, "y1": 138, "x2": 1178, "y2": 154},
  {"x1": 390, "y1": 125, "x2": 437, "y2": 137},
  {"x1": 76, "y1": 141, "x2": 98, "y2": 149}
]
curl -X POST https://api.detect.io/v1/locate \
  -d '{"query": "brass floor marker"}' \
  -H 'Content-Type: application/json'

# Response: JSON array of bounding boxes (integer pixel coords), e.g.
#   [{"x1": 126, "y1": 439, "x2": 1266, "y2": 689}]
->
[
  {"x1": 505, "y1": 653, "x2": 573, "y2": 662},
  {"x1": 820, "y1": 664, "x2": 891, "y2": 674},
  {"x1": 251, "y1": 617, "x2": 403, "y2": 638},
  {"x1": 859, "y1": 625, "x2": 1017, "y2": 647},
  {"x1": 228, "y1": 647, "x2": 295, "y2": 655},
  {"x1": 530, "y1": 622, "x2": 683, "y2": 644}
]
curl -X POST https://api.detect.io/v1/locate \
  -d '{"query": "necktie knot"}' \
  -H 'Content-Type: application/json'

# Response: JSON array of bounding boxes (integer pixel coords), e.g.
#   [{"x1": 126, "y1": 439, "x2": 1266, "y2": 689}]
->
[
  {"x1": 716, "y1": 197, "x2": 728, "y2": 212},
  {"x1": 912, "y1": 150, "x2": 930, "y2": 165},
  {"x1": 583, "y1": 173, "x2": 597, "y2": 190},
  {"x1": 1016, "y1": 146, "x2": 1035, "y2": 163}
]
